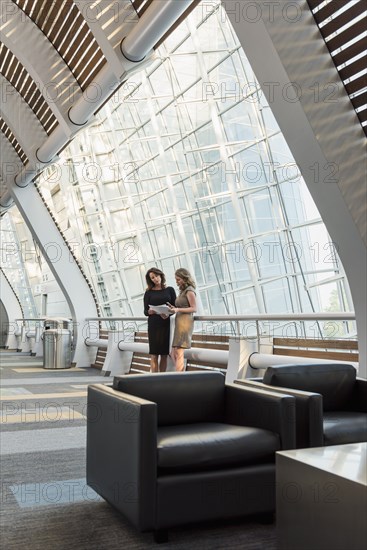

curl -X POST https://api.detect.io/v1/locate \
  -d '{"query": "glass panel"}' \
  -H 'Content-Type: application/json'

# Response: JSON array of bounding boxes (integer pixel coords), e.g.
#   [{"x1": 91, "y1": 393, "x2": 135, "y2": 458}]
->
[
  {"x1": 262, "y1": 279, "x2": 293, "y2": 313},
  {"x1": 5, "y1": 0, "x2": 351, "y2": 326},
  {"x1": 221, "y1": 102, "x2": 258, "y2": 143}
]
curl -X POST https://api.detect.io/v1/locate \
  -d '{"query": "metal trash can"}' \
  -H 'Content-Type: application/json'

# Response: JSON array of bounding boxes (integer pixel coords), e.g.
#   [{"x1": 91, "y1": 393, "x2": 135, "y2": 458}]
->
[
  {"x1": 43, "y1": 328, "x2": 72, "y2": 369},
  {"x1": 44, "y1": 318, "x2": 71, "y2": 330}
]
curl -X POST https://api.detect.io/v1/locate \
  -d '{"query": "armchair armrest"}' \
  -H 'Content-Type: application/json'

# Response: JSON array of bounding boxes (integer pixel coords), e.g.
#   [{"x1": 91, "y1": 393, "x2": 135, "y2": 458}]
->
[
  {"x1": 87, "y1": 384, "x2": 157, "y2": 531},
  {"x1": 225, "y1": 383, "x2": 296, "y2": 450},
  {"x1": 235, "y1": 379, "x2": 323, "y2": 448},
  {"x1": 351, "y1": 378, "x2": 367, "y2": 412}
]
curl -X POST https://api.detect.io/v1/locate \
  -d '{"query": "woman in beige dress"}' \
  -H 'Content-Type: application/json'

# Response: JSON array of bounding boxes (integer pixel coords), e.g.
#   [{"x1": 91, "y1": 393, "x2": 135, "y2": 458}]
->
[{"x1": 167, "y1": 268, "x2": 197, "y2": 371}]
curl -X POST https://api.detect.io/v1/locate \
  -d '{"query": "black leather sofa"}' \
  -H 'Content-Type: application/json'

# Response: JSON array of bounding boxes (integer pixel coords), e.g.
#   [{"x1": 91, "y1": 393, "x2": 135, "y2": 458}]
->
[
  {"x1": 236, "y1": 363, "x2": 367, "y2": 448},
  {"x1": 86, "y1": 371, "x2": 296, "y2": 541}
]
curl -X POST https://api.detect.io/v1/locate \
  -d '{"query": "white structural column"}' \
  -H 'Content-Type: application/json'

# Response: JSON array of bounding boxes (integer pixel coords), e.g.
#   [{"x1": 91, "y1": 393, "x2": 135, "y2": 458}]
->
[
  {"x1": 9, "y1": 183, "x2": 99, "y2": 368},
  {"x1": 224, "y1": 0, "x2": 367, "y2": 377},
  {"x1": 0, "y1": 270, "x2": 23, "y2": 350},
  {"x1": 121, "y1": 0, "x2": 197, "y2": 61}
]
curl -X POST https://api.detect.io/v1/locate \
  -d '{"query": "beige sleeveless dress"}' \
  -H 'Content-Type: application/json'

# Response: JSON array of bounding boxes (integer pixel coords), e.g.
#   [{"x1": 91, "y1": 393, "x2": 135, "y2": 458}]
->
[{"x1": 171, "y1": 286, "x2": 196, "y2": 348}]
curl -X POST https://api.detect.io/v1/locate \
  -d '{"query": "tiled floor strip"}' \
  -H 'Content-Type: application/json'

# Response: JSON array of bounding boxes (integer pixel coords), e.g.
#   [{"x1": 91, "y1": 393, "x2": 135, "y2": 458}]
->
[{"x1": 1, "y1": 426, "x2": 87, "y2": 455}]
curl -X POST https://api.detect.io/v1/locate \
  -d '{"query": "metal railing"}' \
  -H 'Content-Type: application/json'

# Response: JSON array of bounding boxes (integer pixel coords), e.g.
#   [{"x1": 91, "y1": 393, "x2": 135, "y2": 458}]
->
[
  {"x1": 83, "y1": 313, "x2": 358, "y2": 378},
  {"x1": 11, "y1": 313, "x2": 358, "y2": 375},
  {"x1": 85, "y1": 312, "x2": 357, "y2": 344}
]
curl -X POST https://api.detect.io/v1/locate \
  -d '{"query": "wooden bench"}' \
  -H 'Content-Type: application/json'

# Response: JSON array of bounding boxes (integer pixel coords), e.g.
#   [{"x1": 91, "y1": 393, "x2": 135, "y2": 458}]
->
[
  {"x1": 91, "y1": 332, "x2": 359, "y2": 372},
  {"x1": 272, "y1": 337, "x2": 359, "y2": 363},
  {"x1": 185, "y1": 333, "x2": 229, "y2": 375},
  {"x1": 91, "y1": 329, "x2": 108, "y2": 370},
  {"x1": 130, "y1": 332, "x2": 230, "y2": 374},
  {"x1": 130, "y1": 332, "x2": 151, "y2": 374}
]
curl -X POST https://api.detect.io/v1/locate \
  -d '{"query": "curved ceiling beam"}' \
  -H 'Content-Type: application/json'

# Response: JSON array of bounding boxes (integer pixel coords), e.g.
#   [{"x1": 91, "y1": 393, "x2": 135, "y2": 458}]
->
[
  {"x1": 15, "y1": 0, "x2": 196, "y2": 185},
  {"x1": 0, "y1": 74, "x2": 47, "y2": 165},
  {"x1": 1, "y1": 0, "x2": 198, "y2": 209},
  {"x1": 74, "y1": 0, "x2": 138, "y2": 79},
  {"x1": 16, "y1": 53, "x2": 150, "y2": 179},
  {"x1": 0, "y1": 134, "x2": 23, "y2": 205},
  {"x1": 0, "y1": 269, "x2": 24, "y2": 350},
  {"x1": 0, "y1": 1, "x2": 78, "y2": 134},
  {"x1": 9, "y1": 179, "x2": 100, "y2": 367}
]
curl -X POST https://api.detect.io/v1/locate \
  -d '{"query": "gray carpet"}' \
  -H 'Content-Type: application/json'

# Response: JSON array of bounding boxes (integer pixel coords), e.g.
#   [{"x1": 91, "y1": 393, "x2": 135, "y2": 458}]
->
[{"x1": 0, "y1": 353, "x2": 278, "y2": 549}]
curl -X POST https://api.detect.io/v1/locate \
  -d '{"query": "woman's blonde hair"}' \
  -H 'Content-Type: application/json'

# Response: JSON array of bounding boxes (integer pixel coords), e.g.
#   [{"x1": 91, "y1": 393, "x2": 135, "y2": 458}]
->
[{"x1": 175, "y1": 268, "x2": 196, "y2": 289}]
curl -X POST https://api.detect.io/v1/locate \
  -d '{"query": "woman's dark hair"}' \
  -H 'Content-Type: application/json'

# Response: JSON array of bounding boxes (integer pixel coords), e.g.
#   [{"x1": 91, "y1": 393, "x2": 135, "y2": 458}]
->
[{"x1": 145, "y1": 267, "x2": 166, "y2": 290}]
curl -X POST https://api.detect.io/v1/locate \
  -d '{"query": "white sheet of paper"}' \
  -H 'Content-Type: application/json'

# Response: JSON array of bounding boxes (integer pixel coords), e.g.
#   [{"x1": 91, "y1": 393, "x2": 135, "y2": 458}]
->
[{"x1": 149, "y1": 304, "x2": 171, "y2": 314}]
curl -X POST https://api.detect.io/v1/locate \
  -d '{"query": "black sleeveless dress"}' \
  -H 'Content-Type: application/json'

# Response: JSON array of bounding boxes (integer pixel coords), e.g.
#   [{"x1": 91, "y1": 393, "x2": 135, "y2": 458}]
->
[{"x1": 143, "y1": 287, "x2": 176, "y2": 355}]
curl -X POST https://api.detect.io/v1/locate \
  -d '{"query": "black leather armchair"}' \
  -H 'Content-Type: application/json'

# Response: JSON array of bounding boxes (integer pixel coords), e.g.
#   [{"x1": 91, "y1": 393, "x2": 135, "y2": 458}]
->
[
  {"x1": 87, "y1": 371, "x2": 295, "y2": 540},
  {"x1": 236, "y1": 363, "x2": 367, "y2": 448}
]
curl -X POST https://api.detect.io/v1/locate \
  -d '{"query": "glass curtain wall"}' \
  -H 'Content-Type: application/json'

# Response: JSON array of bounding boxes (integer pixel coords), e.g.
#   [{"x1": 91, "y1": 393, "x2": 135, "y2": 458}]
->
[{"x1": 3, "y1": 1, "x2": 354, "y2": 337}]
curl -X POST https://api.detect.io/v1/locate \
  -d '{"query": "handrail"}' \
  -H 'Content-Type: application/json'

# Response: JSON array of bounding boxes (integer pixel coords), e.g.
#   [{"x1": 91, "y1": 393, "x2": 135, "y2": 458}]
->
[
  {"x1": 15, "y1": 318, "x2": 72, "y2": 321},
  {"x1": 15, "y1": 318, "x2": 47, "y2": 322},
  {"x1": 85, "y1": 313, "x2": 356, "y2": 344},
  {"x1": 249, "y1": 353, "x2": 358, "y2": 370},
  {"x1": 84, "y1": 337, "x2": 229, "y2": 367},
  {"x1": 85, "y1": 313, "x2": 356, "y2": 321}
]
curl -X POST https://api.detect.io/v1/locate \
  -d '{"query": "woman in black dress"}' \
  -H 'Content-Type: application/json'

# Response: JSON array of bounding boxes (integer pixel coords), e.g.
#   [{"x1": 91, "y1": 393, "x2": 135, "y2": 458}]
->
[{"x1": 143, "y1": 267, "x2": 176, "y2": 372}]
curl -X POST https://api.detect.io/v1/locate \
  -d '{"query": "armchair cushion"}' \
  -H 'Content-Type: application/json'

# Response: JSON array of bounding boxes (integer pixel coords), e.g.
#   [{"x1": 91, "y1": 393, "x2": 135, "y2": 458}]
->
[
  {"x1": 157, "y1": 422, "x2": 281, "y2": 472},
  {"x1": 113, "y1": 371, "x2": 225, "y2": 425},
  {"x1": 323, "y1": 411, "x2": 367, "y2": 445},
  {"x1": 263, "y1": 363, "x2": 356, "y2": 411}
]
